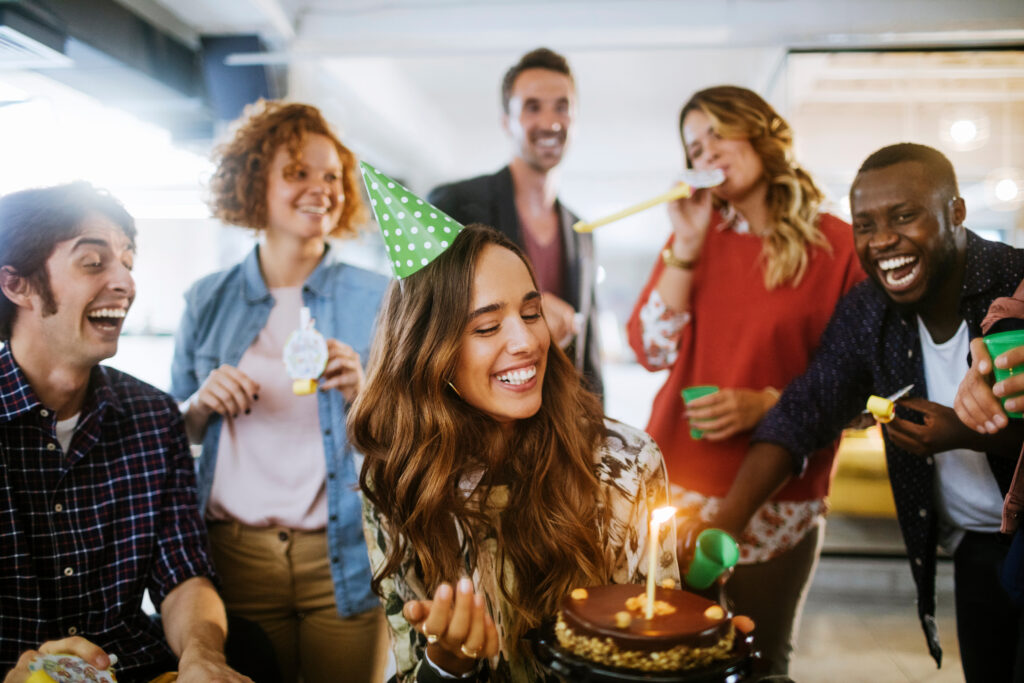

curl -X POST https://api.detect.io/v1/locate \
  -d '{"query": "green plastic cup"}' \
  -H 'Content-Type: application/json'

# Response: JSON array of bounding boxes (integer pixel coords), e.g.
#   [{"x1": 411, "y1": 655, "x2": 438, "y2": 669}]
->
[
  {"x1": 684, "y1": 528, "x2": 740, "y2": 590},
  {"x1": 682, "y1": 385, "x2": 718, "y2": 439},
  {"x1": 984, "y1": 329, "x2": 1024, "y2": 419}
]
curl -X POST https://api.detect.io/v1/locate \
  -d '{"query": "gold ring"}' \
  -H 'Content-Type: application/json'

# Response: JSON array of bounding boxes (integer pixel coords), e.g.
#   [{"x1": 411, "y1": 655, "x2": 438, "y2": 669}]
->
[{"x1": 460, "y1": 643, "x2": 480, "y2": 659}]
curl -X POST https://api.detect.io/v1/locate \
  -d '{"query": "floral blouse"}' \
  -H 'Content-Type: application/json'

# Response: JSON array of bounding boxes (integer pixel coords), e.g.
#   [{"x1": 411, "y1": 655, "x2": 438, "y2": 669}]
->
[{"x1": 362, "y1": 419, "x2": 680, "y2": 682}]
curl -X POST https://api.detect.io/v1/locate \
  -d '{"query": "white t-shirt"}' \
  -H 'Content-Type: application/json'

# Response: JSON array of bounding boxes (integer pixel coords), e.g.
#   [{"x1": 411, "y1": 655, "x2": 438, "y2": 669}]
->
[
  {"x1": 55, "y1": 413, "x2": 79, "y2": 454},
  {"x1": 917, "y1": 316, "x2": 1002, "y2": 553}
]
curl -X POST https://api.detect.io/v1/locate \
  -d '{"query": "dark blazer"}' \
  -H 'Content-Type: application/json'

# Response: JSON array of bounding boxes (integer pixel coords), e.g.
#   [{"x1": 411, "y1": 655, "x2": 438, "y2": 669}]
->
[{"x1": 429, "y1": 166, "x2": 603, "y2": 398}]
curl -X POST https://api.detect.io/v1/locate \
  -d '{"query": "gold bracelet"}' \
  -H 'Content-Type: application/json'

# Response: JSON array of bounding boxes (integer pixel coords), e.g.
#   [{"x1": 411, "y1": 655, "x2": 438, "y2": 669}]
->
[{"x1": 661, "y1": 247, "x2": 698, "y2": 270}]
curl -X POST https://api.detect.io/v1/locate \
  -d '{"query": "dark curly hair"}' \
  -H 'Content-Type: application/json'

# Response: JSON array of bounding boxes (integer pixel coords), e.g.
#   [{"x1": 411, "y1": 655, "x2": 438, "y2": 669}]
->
[{"x1": 207, "y1": 99, "x2": 366, "y2": 237}]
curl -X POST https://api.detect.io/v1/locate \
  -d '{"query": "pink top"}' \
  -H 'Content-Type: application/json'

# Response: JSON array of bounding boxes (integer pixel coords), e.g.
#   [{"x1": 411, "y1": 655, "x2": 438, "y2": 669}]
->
[{"x1": 207, "y1": 287, "x2": 328, "y2": 530}]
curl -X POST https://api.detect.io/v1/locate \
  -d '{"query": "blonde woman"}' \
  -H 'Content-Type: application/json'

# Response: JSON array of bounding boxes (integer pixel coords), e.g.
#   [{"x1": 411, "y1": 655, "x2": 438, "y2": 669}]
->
[{"x1": 626, "y1": 85, "x2": 863, "y2": 677}]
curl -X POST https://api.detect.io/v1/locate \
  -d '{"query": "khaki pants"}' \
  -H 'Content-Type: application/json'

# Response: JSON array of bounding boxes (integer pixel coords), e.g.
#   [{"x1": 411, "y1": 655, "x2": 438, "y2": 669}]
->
[{"x1": 208, "y1": 522, "x2": 389, "y2": 683}]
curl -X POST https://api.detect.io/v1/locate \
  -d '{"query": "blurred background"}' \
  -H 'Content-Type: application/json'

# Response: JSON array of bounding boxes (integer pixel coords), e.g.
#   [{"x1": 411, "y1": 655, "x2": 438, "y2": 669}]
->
[{"x1": 1, "y1": 1, "x2": 1023, "y2": 677}]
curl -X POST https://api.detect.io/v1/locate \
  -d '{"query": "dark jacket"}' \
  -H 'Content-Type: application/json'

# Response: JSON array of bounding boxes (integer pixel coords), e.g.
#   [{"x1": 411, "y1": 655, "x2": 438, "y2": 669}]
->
[{"x1": 754, "y1": 230, "x2": 1024, "y2": 665}]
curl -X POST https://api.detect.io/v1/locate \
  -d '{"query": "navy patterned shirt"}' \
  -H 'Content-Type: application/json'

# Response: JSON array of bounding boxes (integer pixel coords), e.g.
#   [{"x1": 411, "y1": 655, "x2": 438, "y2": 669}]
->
[
  {"x1": 753, "y1": 230, "x2": 1024, "y2": 666},
  {"x1": 0, "y1": 344, "x2": 215, "y2": 681}
]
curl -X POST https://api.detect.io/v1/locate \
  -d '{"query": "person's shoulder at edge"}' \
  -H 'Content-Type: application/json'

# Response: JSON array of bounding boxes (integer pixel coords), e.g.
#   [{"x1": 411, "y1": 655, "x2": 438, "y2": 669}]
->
[
  {"x1": 428, "y1": 168, "x2": 505, "y2": 198},
  {"x1": 596, "y1": 418, "x2": 664, "y2": 490},
  {"x1": 181, "y1": 254, "x2": 251, "y2": 310},
  {"x1": 96, "y1": 364, "x2": 183, "y2": 418},
  {"x1": 323, "y1": 256, "x2": 391, "y2": 296}
]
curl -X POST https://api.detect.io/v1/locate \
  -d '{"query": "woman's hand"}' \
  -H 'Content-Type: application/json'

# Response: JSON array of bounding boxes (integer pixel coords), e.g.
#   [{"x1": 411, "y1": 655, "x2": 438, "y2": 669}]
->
[
  {"x1": 954, "y1": 337, "x2": 1024, "y2": 434},
  {"x1": 404, "y1": 579, "x2": 499, "y2": 677},
  {"x1": 3, "y1": 638, "x2": 110, "y2": 683},
  {"x1": 321, "y1": 339, "x2": 364, "y2": 402},
  {"x1": 667, "y1": 185, "x2": 714, "y2": 261},
  {"x1": 191, "y1": 365, "x2": 260, "y2": 420},
  {"x1": 685, "y1": 388, "x2": 778, "y2": 441}
]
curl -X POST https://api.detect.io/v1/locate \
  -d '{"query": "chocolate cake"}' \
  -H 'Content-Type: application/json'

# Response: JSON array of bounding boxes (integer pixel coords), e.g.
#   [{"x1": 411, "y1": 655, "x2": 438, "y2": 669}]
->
[{"x1": 555, "y1": 584, "x2": 735, "y2": 672}]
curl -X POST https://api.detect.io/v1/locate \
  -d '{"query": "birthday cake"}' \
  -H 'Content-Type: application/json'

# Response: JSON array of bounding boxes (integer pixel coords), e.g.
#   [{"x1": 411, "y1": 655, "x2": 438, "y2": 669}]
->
[{"x1": 554, "y1": 584, "x2": 736, "y2": 672}]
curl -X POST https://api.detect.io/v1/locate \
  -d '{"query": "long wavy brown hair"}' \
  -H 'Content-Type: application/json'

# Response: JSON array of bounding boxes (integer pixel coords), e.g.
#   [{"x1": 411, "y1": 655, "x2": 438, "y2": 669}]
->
[
  {"x1": 681, "y1": 86, "x2": 828, "y2": 289},
  {"x1": 207, "y1": 99, "x2": 366, "y2": 237},
  {"x1": 350, "y1": 225, "x2": 608, "y2": 649}
]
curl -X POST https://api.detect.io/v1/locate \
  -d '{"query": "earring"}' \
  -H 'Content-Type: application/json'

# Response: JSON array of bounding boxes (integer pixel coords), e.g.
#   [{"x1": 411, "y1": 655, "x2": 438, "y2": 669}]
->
[{"x1": 447, "y1": 381, "x2": 462, "y2": 397}]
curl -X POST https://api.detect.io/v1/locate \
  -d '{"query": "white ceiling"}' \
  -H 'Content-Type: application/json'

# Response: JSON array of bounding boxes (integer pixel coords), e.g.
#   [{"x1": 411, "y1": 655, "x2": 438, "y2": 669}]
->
[{"x1": 125, "y1": 0, "x2": 1024, "y2": 249}]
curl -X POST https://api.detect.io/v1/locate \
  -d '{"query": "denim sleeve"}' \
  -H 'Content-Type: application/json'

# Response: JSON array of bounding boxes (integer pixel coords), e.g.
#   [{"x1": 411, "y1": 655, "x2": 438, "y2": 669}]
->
[
  {"x1": 752, "y1": 291, "x2": 874, "y2": 475},
  {"x1": 169, "y1": 285, "x2": 201, "y2": 403}
]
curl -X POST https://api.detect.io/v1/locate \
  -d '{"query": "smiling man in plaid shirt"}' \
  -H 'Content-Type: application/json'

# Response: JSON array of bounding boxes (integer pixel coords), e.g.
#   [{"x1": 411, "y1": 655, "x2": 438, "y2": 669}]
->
[{"x1": 0, "y1": 183, "x2": 252, "y2": 683}]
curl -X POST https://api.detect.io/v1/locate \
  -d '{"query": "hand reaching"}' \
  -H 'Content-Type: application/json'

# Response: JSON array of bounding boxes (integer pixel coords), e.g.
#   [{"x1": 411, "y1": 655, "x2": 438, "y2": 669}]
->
[
  {"x1": 954, "y1": 337, "x2": 1024, "y2": 434},
  {"x1": 403, "y1": 578, "x2": 499, "y2": 677},
  {"x1": 886, "y1": 397, "x2": 976, "y2": 455}
]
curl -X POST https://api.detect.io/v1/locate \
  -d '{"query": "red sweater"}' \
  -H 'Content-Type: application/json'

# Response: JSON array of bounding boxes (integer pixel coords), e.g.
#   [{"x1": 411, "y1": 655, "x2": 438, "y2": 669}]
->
[{"x1": 627, "y1": 212, "x2": 865, "y2": 501}]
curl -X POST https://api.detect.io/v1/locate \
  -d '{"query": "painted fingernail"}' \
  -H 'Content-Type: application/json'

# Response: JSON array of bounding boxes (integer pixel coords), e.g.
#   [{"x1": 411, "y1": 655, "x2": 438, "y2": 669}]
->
[
  {"x1": 437, "y1": 583, "x2": 452, "y2": 600},
  {"x1": 244, "y1": 409, "x2": 251, "y2": 415},
  {"x1": 458, "y1": 577, "x2": 473, "y2": 594},
  {"x1": 253, "y1": 394, "x2": 259, "y2": 400}
]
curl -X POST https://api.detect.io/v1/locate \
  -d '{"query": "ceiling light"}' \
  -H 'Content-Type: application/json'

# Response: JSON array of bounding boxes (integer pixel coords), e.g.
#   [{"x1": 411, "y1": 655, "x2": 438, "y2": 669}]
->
[
  {"x1": 949, "y1": 119, "x2": 978, "y2": 145},
  {"x1": 939, "y1": 110, "x2": 988, "y2": 152},
  {"x1": 985, "y1": 168, "x2": 1024, "y2": 211},
  {"x1": 995, "y1": 178, "x2": 1019, "y2": 203}
]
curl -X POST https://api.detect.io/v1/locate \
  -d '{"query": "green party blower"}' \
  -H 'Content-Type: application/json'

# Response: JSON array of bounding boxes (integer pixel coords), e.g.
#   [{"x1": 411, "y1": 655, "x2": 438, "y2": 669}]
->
[{"x1": 684, "y1": 528, "x2": 739, "y2": 590}]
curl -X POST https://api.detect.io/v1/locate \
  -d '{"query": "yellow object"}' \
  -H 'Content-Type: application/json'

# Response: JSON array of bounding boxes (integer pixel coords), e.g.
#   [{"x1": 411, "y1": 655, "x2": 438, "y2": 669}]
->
[
  {"x1": 661, "y1": 247, "x2": 697, "y2": 270},
  {"x1": 572, "y1": 183, "x2": 693, "y2": 233},
  {"x1": 292, "y1": 379, "x2": 317, "y2": 395},
  {"x1": 26, "y1": 672, "x2": 55, "y2": 683},
  {"x1": 866, "y1": 395, "x2": 895, "y2": 422},
  {"x1": 831, "y1": 425, "x2": 896, "y2": 517}
]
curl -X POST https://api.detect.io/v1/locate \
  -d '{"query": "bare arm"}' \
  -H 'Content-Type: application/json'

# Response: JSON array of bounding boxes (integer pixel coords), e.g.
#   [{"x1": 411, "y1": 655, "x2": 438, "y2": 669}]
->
[
  {"x1": 653, "y1": 187, "x2": 713, "y2": 313},
  {"x1": 709, "y1": 442, "x2": 794, "y2": 537},
  {"x1": 160, "y1": 576, "x2": 251, "y2": 683}
]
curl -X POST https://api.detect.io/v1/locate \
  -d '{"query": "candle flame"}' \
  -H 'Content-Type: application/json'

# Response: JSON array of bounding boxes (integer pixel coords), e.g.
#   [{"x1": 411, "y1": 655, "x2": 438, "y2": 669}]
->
[{"x1": 651, "y1": 506, "x2": 677, "y2": 525}]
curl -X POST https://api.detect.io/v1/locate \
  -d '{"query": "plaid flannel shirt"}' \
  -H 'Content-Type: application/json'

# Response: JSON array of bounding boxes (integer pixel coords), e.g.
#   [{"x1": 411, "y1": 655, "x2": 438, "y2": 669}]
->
[{"x1": 0, "y1": 344, "x2": 215, "y2": 680}]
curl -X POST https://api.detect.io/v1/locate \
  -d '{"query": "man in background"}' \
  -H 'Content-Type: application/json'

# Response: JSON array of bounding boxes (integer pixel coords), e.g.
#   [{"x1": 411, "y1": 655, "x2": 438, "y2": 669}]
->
[{"x1": 429, "y1": 47, "x2": 603, "y2": 398}]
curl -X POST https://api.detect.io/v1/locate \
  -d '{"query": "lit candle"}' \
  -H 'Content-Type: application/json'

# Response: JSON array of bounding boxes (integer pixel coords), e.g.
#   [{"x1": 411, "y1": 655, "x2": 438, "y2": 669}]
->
[{"x1": 646, "y1": 505, "x2": 677, "y2": 619}]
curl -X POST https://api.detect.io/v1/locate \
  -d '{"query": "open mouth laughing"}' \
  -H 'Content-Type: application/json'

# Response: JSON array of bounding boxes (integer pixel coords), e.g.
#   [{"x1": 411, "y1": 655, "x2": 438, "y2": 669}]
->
[
  {"x1": 876, "y1": 254, "x2": 921, "y2": 290},
  {"x1": 86, "y1": 307, "x2": 128, "y2": 331},
  {"x1": 495, "y1": 364, "x2": 538, "y2": 386}
]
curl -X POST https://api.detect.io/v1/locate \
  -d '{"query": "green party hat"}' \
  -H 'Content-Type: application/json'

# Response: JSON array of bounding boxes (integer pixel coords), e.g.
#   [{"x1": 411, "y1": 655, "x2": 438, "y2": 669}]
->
[{"x1": 359, "y1": 161, "x2": 464, "y2": 279}]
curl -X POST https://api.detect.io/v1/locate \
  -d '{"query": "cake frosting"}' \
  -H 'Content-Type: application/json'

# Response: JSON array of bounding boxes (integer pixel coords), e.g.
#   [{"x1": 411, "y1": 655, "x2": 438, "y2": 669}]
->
[{"x1": 555, "y1": 584, "x2": 735, "y2": 672}]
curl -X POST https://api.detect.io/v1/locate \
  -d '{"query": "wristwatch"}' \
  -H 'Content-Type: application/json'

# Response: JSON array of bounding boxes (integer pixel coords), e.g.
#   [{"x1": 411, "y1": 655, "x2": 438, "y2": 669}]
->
[{"x1": 661, "y1": 247, "x2": 698, "y2": 270}]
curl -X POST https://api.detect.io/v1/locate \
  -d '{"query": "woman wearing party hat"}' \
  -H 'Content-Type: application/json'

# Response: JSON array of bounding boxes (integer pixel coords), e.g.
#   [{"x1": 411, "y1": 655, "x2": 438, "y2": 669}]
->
[
  {"x1": 350, "y1": 165, "x2": 679, "y2": 682},
  {"x1": 170, "y1": 101, "x2": 390, "y2": 683}
]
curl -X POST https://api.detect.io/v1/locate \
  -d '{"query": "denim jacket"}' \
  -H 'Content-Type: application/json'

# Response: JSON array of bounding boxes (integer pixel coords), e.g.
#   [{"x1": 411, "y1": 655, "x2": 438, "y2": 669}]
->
[{"x1": 169, "y1": 244, "x2": 390, "y2": 616}]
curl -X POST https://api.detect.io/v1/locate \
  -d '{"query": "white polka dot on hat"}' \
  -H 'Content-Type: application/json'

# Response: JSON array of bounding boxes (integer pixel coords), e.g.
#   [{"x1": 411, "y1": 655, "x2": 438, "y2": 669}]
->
[{"x1": 359, "y1": 162, "x2": 465, "y2": 279}]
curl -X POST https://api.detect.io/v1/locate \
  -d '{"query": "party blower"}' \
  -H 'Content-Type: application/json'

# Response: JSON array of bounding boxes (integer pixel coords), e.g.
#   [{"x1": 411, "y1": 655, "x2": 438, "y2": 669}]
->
[{"x1": 572, "y1": 169, "x2": 725, "y2": 233}]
